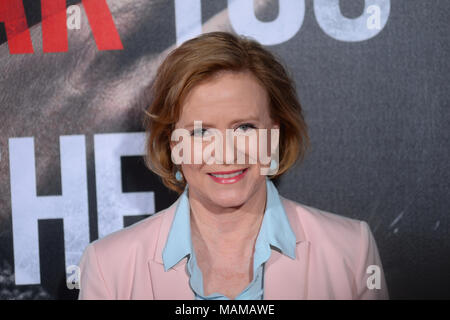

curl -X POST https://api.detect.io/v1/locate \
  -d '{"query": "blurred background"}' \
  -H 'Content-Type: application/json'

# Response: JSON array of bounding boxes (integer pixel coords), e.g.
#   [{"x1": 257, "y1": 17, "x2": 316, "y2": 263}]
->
[{"x1": 0, "y1": 0, "x2": 449, "y2": 299}]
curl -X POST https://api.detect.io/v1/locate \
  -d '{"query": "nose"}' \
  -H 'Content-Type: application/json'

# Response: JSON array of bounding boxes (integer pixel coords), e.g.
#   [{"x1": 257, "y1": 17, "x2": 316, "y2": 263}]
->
[{"x1": 203, "y1": 129, "x2": 254, "y2": 165}]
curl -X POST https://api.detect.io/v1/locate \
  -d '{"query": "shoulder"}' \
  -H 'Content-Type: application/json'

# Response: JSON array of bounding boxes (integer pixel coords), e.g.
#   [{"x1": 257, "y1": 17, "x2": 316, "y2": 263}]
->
[
  {"x1": 280, "y1": 196, "x2": 388, "y2": 299},
  {"x1": 280, "y1": 195, "x2": 366, "y2": 235},
  {"x1": 77, "y1": 201, "x2": 180, "y2": 299},
  {"x1": 83, "y1": 200, "x2": 178, "y2": 264},
  {"x1": 280, "y1": 195, "x2": 370, "y2": 256}
]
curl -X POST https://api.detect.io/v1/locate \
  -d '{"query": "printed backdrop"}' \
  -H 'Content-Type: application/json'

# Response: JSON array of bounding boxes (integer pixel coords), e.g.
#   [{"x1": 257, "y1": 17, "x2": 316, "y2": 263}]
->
[{"x1": 0, "y1": 0, "x2": 449, "y2": 299}]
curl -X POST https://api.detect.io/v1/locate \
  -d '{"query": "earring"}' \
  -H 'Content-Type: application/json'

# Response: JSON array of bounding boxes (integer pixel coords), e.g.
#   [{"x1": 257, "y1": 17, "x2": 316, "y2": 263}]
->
[
  {"x1": 269, "y1": 159, "x2": 278, "y2": 171},
  {"x1": 175, "y1": 169, "x2": 183, "y2": 182}
]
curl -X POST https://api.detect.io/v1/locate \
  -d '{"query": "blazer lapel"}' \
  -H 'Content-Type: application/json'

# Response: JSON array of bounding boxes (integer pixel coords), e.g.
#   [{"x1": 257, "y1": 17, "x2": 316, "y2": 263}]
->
[
  {"x1": 264, "y1": 241, "x2": 310, "y2": 299},
  {"x1": 147, "y1": 195, "x2": 309, "y2": 300},
  {"x1": 147, "y1": 197, "x2": 195, "y2": 300},
  {"x1": 264, "y1": 196, "x2": 311, "y2": 300},
  {"x1": 148, "y1": 258, "x2": 194, "y2": 299}
]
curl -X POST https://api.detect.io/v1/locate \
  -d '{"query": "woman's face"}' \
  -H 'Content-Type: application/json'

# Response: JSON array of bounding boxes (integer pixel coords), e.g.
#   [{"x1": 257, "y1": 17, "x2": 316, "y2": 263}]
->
[{"x1": 171, "y1": 70, "x2": 278, "y2": 209}]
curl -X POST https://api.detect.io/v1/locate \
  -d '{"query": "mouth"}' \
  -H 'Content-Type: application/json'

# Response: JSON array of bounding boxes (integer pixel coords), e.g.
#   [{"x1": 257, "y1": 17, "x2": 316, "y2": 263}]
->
[{"x1": 207, "y1": 168, "x2": 249, "y2": 184}]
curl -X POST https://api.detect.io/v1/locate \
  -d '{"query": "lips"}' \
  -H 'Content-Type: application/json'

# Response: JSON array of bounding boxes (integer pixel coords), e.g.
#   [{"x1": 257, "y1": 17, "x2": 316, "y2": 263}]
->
[
  {"x1": 208, "y1": 168, "x2": 247, "y2": 176},
  {"x1": 207, "y1": 168, "x2": 248, "y2": 184}
]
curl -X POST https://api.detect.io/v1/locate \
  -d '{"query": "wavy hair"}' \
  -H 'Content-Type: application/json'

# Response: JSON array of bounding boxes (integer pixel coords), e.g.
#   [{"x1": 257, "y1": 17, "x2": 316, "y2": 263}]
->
[{"x1": 143, "y1": 32, "x2": 309, "y2": 194}]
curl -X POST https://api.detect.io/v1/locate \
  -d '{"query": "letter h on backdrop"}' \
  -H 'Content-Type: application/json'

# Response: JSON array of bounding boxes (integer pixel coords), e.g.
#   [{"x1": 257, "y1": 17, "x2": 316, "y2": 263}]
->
[{"x1": 9, "y1": 133, "x2": 153, "y2": 285}]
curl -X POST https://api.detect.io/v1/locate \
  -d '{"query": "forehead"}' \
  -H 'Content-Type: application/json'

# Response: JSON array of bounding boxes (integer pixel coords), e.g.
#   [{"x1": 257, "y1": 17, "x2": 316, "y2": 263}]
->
[{"x1": 178, "y1": 71, "x2": 270, "y2": 125}]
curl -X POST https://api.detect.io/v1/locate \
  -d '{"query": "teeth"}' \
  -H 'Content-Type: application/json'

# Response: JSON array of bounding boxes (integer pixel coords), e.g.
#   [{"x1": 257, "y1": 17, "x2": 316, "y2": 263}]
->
[{"x1": 210, "y1": 169, "x2": 244, "y2": 178}]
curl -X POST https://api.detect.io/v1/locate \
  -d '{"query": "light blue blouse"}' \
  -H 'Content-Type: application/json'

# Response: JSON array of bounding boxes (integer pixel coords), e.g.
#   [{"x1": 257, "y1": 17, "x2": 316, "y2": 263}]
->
[{"x1": 162, "y1": 177, "x2": 297, "y2": 300}]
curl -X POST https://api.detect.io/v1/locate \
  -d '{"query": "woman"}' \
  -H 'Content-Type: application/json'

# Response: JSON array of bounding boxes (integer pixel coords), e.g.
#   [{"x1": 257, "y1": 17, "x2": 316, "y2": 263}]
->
[{"x1": 78, "y1": 31, "x2": 389, "y2": 300}]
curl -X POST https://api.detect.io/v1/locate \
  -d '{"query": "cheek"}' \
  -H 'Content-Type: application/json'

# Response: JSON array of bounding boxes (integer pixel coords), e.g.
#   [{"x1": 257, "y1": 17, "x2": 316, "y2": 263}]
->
[
  {"x1": 231, "y1": 134, "x2": 259, "y2": 165},
  {"x1": 229, "y1": 133, "x2": 273, "y2": 170},
  {"x1": 254, "y1": 132, "x2": 271, "y2": 166},
  {"x1": 190, "y1": 138, "x2": 212, "y2": 164},
  {"x1": 181, "y1": 164, "x2": 203, "y2": 181}
]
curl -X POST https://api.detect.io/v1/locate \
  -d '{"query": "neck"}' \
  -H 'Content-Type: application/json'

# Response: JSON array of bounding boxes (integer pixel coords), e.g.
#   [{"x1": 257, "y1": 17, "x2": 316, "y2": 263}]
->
[{"x1": 189, "y1": 182, "x2": 267, "y2": 256}]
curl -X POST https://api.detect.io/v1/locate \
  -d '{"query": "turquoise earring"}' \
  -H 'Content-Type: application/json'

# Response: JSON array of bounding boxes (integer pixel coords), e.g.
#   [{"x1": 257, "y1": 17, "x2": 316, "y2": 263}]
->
[
  {"x1": 269, "y1": 159, "x2": 278, "y2": 171},
  {"x1": 175, "y1": 169, "x2": 183, "y2": 182}
]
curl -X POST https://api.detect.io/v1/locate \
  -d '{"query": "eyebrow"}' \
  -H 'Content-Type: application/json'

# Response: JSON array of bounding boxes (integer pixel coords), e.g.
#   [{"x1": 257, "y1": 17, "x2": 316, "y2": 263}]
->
[{"x1": 182, "y1": 117, "x2": 261, "y2": 129}]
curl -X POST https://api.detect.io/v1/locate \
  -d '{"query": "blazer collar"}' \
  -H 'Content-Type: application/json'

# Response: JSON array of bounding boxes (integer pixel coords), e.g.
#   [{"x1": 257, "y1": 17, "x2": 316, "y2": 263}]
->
[
  {"x1": 162, "y1": 178, "x2": 299, "y2": 272},
  {"x1": 148, "y1": 189, "x2": 310, "y2": 299},
  {"x1": 263, "y1": 195, "x2": 310, "y2": 299}
]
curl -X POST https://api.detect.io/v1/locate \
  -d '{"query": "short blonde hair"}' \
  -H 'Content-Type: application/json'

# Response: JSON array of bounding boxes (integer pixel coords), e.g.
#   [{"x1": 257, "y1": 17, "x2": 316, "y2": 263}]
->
[{"x1": 143, "y1": 32, "x2": 309, "y2": 194}]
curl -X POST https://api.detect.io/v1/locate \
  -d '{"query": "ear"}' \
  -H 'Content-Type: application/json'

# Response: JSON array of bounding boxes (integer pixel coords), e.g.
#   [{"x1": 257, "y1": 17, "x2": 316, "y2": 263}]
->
[
  {"x1": 271, "y1": 119, "x2": 280, "y2": 130},
  {"x1": 270, "y1": 120, "x2": 280, "y2": 154}
]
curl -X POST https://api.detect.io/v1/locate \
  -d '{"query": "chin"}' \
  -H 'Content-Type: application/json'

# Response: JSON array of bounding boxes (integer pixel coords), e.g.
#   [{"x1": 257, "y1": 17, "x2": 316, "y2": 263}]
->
[
  {"x1": 207, "y1": 189, "x2": 249, "y2": 208},
  {"x1": 213, "y1": 180, "x2": 260, "y2": 208}
]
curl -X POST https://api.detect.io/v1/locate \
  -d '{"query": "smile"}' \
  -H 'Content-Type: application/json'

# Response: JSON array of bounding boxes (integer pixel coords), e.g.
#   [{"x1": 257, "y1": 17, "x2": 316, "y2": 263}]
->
[{"x1": 207, "y1": 168, "x2": 248, "y2": 184}]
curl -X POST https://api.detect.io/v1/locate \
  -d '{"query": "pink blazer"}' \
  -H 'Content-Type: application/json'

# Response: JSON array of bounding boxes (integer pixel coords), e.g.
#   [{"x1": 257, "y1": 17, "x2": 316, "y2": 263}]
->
[{"x1": 78, "y1": 195, "x2": 389, "y2": 299}]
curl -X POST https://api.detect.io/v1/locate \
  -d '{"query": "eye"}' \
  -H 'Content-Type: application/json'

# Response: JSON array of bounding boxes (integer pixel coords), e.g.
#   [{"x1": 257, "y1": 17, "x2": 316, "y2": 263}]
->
[
  {"x1": 190, "y1": 128, "x2": 209, "y2": 137},
  {"x1": 235, "y1": 123, "x2": 257, "y2": 133}
]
